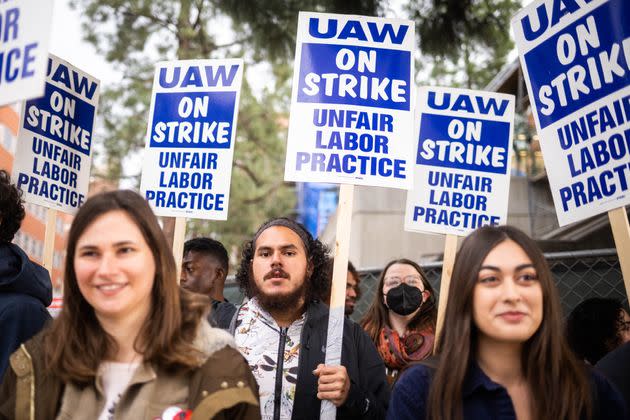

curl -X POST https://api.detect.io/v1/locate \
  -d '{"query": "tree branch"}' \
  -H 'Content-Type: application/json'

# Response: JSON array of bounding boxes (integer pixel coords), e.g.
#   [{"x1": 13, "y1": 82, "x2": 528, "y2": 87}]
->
[
  {"x1": 241, "y1": 180, "x2": 285, "y2": 205},
  {"x1": 233, "y1": 160, "x2": 262, "y2": 187},
  {"x1": 120, "y1": 8, "x2": 177, "y2": 33}
]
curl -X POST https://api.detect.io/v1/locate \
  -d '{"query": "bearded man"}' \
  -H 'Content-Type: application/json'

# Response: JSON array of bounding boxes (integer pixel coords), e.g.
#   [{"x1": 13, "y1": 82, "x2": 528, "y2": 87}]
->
[{"x1": 215, "y1": 218, "x2": 389, "y2": 420}]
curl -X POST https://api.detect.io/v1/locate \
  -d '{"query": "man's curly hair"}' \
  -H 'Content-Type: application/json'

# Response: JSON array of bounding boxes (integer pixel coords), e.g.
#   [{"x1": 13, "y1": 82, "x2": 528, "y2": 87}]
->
[
  {"x1": 235, "y1": 217, "x2": 331, "y2": 303},
  {"x1": 0, "y1": 170, "x2": 25, "y2": 242}
]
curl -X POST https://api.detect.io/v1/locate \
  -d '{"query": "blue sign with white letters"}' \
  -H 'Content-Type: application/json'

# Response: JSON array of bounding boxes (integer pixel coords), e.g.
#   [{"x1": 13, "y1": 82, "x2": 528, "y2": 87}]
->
[
  {"x1": 416, "y1": 113, "x2": 510, "y2": 174},
  {"x1": 23, "y1": 83, "x2": 95, "y2": 155},
  {"x1": 296, "y1": 44, "x2": 410, "y2": 110},
  {"x1": 523, "y1": 0, "x2": 630, "y2": 129},
  {"x1": 150, "y1": 92, "x2": 236, "y2": 149}
]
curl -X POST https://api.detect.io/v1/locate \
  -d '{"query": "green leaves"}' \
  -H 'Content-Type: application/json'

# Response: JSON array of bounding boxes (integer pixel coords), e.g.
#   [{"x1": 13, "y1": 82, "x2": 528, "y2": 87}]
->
[{"x1": 409, "y1": 0, "x2": 519, "y2": 89}]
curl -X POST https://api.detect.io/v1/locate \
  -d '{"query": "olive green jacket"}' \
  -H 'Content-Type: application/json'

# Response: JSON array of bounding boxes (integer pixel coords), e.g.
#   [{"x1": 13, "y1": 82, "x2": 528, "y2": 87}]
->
[{"x1": 0, "y1": 324, "x2": 260, "y2": 420}]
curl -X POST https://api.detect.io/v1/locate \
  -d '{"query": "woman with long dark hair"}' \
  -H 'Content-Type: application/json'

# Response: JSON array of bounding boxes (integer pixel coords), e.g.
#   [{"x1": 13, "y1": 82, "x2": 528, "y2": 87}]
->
[
  {"x1": 388, "y1": 225, "x2": 627, "y2": 420},
  {"x1": 360, "y1": 258, "x2": 437, "y2": 384},
  {"x1": 0, "y1": 190, "x2": 259, "y2": 419}
]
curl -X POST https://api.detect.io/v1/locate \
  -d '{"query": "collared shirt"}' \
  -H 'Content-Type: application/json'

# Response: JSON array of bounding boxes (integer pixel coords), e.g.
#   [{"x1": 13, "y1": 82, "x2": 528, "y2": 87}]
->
[
  {"x1": 388, "y1": 360, "x2": 628, "y2": 420},
  {"x1": 234, "y1": 297, "x2": 304, "y2": 420}
]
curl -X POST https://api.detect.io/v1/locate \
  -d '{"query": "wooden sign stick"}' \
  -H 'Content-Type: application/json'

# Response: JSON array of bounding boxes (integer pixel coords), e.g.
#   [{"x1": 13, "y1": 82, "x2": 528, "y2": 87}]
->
[
  {"x1": 321, "y1": 183, "x2": 354, "y2": 420},
  {"x1": 434, "y1": 233, "x2": 458, "y2": 351},
  {"x1": 608, "y1": 207, "x2": 630, "y2": 299},
  {"x1": 173, "y1": 216, "x2": 187, "y2": 284},
  {"x1": 42, "y1": 208, "x2": 57, "y2": 275}
]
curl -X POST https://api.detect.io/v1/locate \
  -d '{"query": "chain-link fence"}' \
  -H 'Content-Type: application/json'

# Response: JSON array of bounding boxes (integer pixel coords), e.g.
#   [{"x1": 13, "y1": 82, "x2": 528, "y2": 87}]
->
[
  {"x1": 224, "y1": 248, "x2": 628, "y2": 323},
  {"x1": 349, "y1": 248, "x2": 627, "y2": 322}
]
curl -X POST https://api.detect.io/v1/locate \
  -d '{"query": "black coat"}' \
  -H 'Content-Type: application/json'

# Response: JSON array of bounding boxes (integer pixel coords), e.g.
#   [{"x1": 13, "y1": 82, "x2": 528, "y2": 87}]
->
[
  {"x1": 216, "y1": 300, "x2": 389, "y2": 419},
  {"x1": 0, "y1": 243, "x2": 52, "y2": 379},
  {"x1": 596, "y1": 341, "x2": 630, "y2": 414}
]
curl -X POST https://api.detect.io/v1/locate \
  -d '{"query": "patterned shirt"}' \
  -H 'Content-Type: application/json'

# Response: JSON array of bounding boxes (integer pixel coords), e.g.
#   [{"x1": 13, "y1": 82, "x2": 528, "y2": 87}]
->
[{"x1": 234, "y1": 298, "x2": 304, "y2": 420}]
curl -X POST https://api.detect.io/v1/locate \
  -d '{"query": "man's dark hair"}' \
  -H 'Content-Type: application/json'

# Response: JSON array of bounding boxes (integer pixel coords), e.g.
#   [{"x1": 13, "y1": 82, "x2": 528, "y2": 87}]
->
[
  {"x1": 320, "y1": 258, "x2": 362, "y2": 303},
  {"x1": 348, "y1": 260, "x2": 361, "y2": 299},
  {"x1": 235, "y1": 217, "x2": 330, "y2": 302},
  {"x1": 0, "y1": 170, "x2": 25, "y2": 242},
  {"x1": 183, "y1": 237, "x2": 229, "y2": 272}
]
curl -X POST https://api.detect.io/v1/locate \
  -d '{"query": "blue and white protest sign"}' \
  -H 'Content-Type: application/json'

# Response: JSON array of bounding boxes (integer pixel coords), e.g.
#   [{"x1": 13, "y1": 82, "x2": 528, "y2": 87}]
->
[
  {"x1": 404, "y1": 87, "x2": 515, "y2": 236},
  {"x1": 284, "y1": 12, "x2": 415, "y2": 189},
  {"x1": 12, "y1": 54, "x2": 100, "y2": 214},
  {"x1": 0, "y1": 0, "x2": 54, "y2": 106},
  {"x1": 512, "y1": 0, "x2": 630, "y2": 226},
  {"x1": 140, "y1": 59, "x2": 243, "y2": 220}
]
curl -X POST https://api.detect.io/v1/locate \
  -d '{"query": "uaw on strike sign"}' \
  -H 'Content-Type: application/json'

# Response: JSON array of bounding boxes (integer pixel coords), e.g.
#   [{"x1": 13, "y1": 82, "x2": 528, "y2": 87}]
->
[
  {"x1": 405, "y1": 87, "x2": 515, "y2": 236},
  {"x1": 285, "y1": 12, "x2": 415, "y2": 189},
  {"x1": 13, "y1": 55, "x2": 100, "y2": 214},
  {"x1": 512, "y1": 0, "x2": 630, "y2": 226},
  {"x1": 141, "y1": 59, "x2": 243, "y2": 220}
]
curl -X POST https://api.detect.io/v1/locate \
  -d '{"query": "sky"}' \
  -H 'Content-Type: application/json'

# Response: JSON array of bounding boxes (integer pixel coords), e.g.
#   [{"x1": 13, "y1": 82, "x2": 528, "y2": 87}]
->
[{"x1": 49, "y1": 0, "x2": 118, "y2": 85}]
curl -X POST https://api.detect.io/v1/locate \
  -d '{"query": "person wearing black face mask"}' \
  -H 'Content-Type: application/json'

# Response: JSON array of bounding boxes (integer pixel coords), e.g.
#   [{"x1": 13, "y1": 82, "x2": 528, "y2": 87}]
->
[{"x1": 360, "y1": 259, "x2": 437, "y2": 385}]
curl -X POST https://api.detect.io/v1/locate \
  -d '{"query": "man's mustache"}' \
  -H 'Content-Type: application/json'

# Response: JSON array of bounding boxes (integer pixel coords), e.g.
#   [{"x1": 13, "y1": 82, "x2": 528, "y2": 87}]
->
[{"x1": 264, "y1": 268, "x2": 290, "y2": 280}]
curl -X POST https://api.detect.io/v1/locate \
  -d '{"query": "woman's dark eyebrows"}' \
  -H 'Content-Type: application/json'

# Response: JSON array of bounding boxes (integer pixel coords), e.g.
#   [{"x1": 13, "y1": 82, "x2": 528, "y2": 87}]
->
[
  {"x1": 112, "y1": 240, "x2": 135, "y2": 246},
  {"x1": 479, "y1": 263, "x2": 535, "y2": 271}
]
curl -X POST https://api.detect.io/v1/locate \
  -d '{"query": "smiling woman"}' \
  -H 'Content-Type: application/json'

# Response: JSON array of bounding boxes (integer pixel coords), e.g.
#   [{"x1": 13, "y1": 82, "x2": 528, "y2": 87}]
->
[
  {"x1": 0, "y1": 190, "x2": 260, "y2": 420},
  {"x1": 388, "y1": 225, "x2": 628, "y2": 420},
  {"x1": 73, "y1": 210, "x2": 156, "y2": 331}
]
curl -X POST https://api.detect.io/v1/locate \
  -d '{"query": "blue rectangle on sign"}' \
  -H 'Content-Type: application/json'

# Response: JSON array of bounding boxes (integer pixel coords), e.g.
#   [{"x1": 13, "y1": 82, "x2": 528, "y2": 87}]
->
[
  {"x1": 296, "y1": 43, "x2": 411, "y2": 111},
  {"x1": 524, "y1": 0, "x2": 630, "y2": 129},
  {"x1": 23, "y1": 83, "x2": 95, "y2": 156},
  {"x1": 150, "y1": 91, "x2": 236, "y2": 149},
  {"x1": 416, "y1": 113, "x2": 510, "y2": 175}
]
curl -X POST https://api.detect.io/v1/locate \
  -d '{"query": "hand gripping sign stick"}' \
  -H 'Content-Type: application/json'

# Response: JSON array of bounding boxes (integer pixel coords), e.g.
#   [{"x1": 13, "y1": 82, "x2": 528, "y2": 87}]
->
[
  {"x1": 609, "y1": 207, "x2": 630, "y2": 299},
  {"x1": 173, "y1": 216, "x2": 187, "y2": 284},
  {"x1": 321, "y1": 184, "x2": 354, "y2": 420},
  {"x1": 433, "y1": 234, "x2": 458, "y2": 350}
]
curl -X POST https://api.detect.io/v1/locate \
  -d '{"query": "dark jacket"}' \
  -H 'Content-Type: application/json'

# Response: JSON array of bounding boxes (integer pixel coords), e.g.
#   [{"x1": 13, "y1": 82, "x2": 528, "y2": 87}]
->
[
  {"x1": 0, "y1": 242, "x2": 52, "y2": 378},
  {"x1": 0, "y1": 324, "x2": 261, "y2": 420},
  {"x1": 388, "y1": 360, "x2": 628, "y2": 420},
  {"x1": 596, "y1": 341, "x2": 630, "y2": 413},
  {"x1": 217, "y1": 300, "x2": 390, "y2": 419},
  {"x1": 209, "y1": 299, "x2": 236, "y2": 329}
]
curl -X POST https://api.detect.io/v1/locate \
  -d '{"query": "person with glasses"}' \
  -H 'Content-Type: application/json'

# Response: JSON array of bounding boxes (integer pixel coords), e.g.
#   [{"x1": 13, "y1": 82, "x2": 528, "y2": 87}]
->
[{"x1": 360, "y1": 258, "x2": 437, "y2": 385}]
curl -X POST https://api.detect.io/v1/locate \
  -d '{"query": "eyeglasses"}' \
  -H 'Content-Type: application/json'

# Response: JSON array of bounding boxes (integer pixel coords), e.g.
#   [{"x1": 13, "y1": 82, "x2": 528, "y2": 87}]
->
[{"x1": 384, "y1": 275, "x2": 424, "y2": 289}]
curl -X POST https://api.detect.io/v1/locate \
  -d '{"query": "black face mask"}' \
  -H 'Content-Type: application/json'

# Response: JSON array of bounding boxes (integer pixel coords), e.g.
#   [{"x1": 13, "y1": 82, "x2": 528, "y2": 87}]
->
[{"x1": 385, "y1": 283, "x2": 423, "y2": 316}]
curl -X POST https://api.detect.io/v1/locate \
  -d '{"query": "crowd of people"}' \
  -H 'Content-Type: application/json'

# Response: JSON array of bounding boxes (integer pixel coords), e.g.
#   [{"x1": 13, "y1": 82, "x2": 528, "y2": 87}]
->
[{"x1": 0, "y1": 170, "x2": 629, "y2": 419}]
